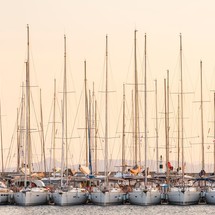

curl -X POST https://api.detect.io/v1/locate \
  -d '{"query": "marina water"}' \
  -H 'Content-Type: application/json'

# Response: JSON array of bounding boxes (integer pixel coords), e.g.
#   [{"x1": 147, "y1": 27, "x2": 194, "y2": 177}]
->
[{"x1": 0, "y1": 204, "x2": 214, "y2": 215}]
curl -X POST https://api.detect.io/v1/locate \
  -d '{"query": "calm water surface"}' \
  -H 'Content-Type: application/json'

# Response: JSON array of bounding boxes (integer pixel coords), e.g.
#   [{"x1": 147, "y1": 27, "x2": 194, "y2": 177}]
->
[{"x1": 0, "y1": 204, "x2": 214, "y2": 215}]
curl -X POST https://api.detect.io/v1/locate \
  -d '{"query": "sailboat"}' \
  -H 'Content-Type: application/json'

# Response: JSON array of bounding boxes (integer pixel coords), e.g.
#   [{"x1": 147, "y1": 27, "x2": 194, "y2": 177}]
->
[
  {"x1": 13, "y1": 25, "x2": 49, "y2": 206},
  {"x1": 128, "y1": 31, "x2": 161, "y2": 206},
  {"x1": 79, "y1": 60, "x2": 93, "y2": 177},
  {"x1": 167, "y1": 34, "x2": 200, "y2": 205},
  {"x1": 201, "y1": 61, "x2": 215, "y2": 204},
  {"x1": 0, "y1": 180, "x2": 12, "y2": 204},
  {"x1": 90, "y1": 35, "x2": 125, "y2": 206},
  {"x1": 0, "y1": 103, "x2": 13, "y2": 204},
  {"x1": 52, "y1": 35, "x2": 88, "y2": 206}
]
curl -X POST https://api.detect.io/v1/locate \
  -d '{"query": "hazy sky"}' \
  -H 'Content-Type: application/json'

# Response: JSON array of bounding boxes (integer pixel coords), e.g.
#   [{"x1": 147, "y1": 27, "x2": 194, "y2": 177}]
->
[{"x1": 1, "y1": 0, "x2": 215, "y2": 172}]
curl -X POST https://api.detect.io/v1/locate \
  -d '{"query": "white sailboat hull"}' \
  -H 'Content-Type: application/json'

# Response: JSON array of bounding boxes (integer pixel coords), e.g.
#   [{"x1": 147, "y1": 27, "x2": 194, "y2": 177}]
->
[
  {"x1": 0, "y1": 192, "x2": 10, "y2": 204},
  {"x1": 168, "y1": 187, "x2": 200, "y2": 205},
  {"x1": 205, "y1": 188, "x2": 215, "y2": 204},
  {"x1": 128, "y1": 188, "x2": 161, "y2": 205},
  {"x1": 13, "y1": 189, "x2": 48, "y2": 206},
  {"x1": 52, "y1": 189, "x2": 88, "y2": 206},
  {"x1": 0, "y1": 181, "x2": 12, "y2": 204},
  {"x1": 90, "y1": 188, "x2": 125, "y2": 206}
]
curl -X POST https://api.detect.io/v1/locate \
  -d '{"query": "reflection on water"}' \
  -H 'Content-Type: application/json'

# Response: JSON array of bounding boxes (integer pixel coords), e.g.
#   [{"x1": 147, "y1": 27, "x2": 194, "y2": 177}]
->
[{"x1": 0, "y1": 204, "x2": 213, "y2": 215}]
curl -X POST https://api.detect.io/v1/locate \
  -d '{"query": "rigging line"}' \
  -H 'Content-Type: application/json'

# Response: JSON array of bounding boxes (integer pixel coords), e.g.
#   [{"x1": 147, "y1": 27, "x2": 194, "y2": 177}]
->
[
  {"x1": 30, "y1": 90, "x2": 43, "y2": 170},
  {"x1": 96, "y1": 90, "x2": 105, "y2": 160},
  {"x1": 110, "y1": 97, "x2": 123, "y2": 171},
  {"x1": 97, "y1": 47, "x2": 107, "y2": 100},
  {"x1": 30, "y1": 91, "x2": 40, "y2": 131},
  {"x1": 44, "y1": 82, "x2": 63, "y2": 145},
  {"x1": 68, "y1": 81, "x2": 84, "y2": 166},
  {"x1": 182, "y1": 52, "x2": 195, "y2": 92},
  {"x1": 29, "y1": 43, "x2": 39, "y2": 87},
  {"x1": 136, "y1": 36, "x2": 142, "y2": 81},
  {"x1": 69, "y1": 81, "x2": 83, "y2": 141},
  {"x1": 94, "y1": 101, "x2": 107, "y2": 164},
  {"x1": 5, "y1": 95, "x2": 23, "y2": 169},
  {"x1": 115, "y1": 97, "x2": 124, "y2": 163},
  {"x1": 108, "y1": 51, "x2": 118, "y2": 93},
  {"x1": 125, "y1": 44, "x2": 134, "y2": 83},
  {"x1": 66, "y1": 89, "x2": 85, "y2": 169},
  {"x1": 77, "y1": 82, "x2": 88, "y2": 165},
  {"x1": 5, "y1": 120, "x2": 17, "y2": 170},
  {"x1": 44, "y1": 97, "x2": 54, "y2": 144},
  {"x1": 5, "y1": 95, "x2": 26, "y2": 170},
  {"x1": 46, "y1": 89, "x2": 63, "y2": 169}
]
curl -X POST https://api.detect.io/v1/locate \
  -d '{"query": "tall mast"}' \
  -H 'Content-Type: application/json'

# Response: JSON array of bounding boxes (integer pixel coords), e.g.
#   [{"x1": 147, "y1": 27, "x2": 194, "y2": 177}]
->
[
  {"x1": 61, "y1": 35, "x2": 68, "y2": 186},
  {"x1": 167, "y1": 70, "x2": 170, "y2": 156},
  {"x1": 165, "y1": 70, "x2": 170, "y2": 183},
  {"x1": 122, "y1": 84, "x2": 126, "y2": 172},
  {"x1": 0, "y1": 103, "x2": 4, "y2": 174},
  {"x1": 144, "y1": 33, "x2": 147, "y2": 183},
  {"x1": 155, "y1": 80, "x2": 158, "y2": 173},
  {"x1": 177, "y1": 93, "x2": 180, "y2": 170},
  {"x1": 25, "y1": 60, "x2": 29, "y2": 188},
  {"x1": 84, "y1": 60, "x2": 89, "y2": 167},
  {"x1": 64, "y1": 35, "x2": 68, "y2": 183},
  {"x1": 105, "y1": 35, "x2": 108, "y2": 184},
  {"x1": 131, "y1": 90, "x2": 135, "y2": 165},
  {"x1": 17, "y1": 107, "x2": 20, "y2": 173},
  {"x1": 40, "y1": 89, "x2": 46, "y2": 173},
  {"x1": 200, "y1": 60, "x2": 205, "y2": 170},
  {"x1": 164, "y1": 79, "x2": 168, "y2": 182},
  {"x1": 60, "y1": 97, "x2": 64, "y2": 187},
  {"x1": 214, "y1": 92, "x2": 215, "y2": 174},
  {"x1": 92, "y1": 82, "x2": 96, "y2": 173},
  {"x1": 53, "y1": 79, "x2": 56, "y2": 176},
  {"x1": 19, "y1": 83, "x2": 25, "y2": 172},
  {"x1": 134, "y1": 30, "x2": 139, "y2": 165},
  {"x1": 95, "y1": 99, "x2": 98, "y2": 174},
  {"x1": 180, "y1": 33, "x2": 184, "y2": 181},
  {"x1": 88, "y1": 90, "x2": 92, "y2": 174},
  {"x1": 26, "y1": 24, "x2": 31, "y2": 175}
]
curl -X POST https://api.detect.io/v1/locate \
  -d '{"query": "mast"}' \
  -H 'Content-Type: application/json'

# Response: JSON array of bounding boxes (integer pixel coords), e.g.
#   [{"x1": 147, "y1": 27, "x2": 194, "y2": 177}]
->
[
  {"x1": 60, "y1": 97, "x2": 64, "y2": 187},
  {"x1": 144, "y1": 33, "x2": 147, "y2": 183},
  {"x1": 24, "y1": 61, "x2": 29, "y2": 188},
  {"x1": 95, "y1": 99, "x2": 98, "y2": 174},
  {"x1": 61, "y1": 35, "x2": 68, "y2": 186},
  {"x1": 25, "y1": 24, "x2": 31, "y2": 177},
  {"x1": 53, "y1": 79, "x2": 56, "y2": 176},
  {"x1": 84, "y1": 60, "x2": 89, "y2": 167},
  {"x1": 180, "y1": 33, "x2": 184, "y2": 181},
  {"x1": 92, "y1": 82, "x2": 96, "y2": 173},
  {"x1": 64, "y1": 35, "x2": 68, "y2": 184},
  {"x1": 177, "y1": 93, "x2": 180, "y2": 170},
  {"x1": 122, "y1": 84, "x2": 126, "y2": 172},
  {"x1": 214, "y1": 92, "x2": 215, "y2": 174},
  {"x1": 40, "y1": 89, "x2": 46, "y2": 173},
  {"x1": 19, "y1": 83, "x2": 25, "y2": 172},
  {"x1": 167, "y1": 71, "x2": 170, "y2": 158},
  {"x1": 131, "y1": 90, "x2": 135, "y2": 165},
  {"x1": 105, "y1": 35, "x2": 108, "y2": 184},
  {"x1": 88, "y1": 90, "x2": 92, "y2": 174},
  {"x1": 200, "y1": 60, "x2": 205, "y2": 170},
  {"x1": 155, "y1": 80, "x2": 159, "y2": 173},
  {"x1": 134, "y1": 30, "x2": 139, "y2": 165},
  {"x1": 17, "y1": 107, "x2": 20, "y2": 173},
  {"x1": 0, "y1": 103, "x2": 4, "y2": 174},
  {"x1": 165, "y1": 70, "x2": 170, "y2": 183},
  {"x1": 164, "y1": 79, "x2": 168, "y2": 182}
]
